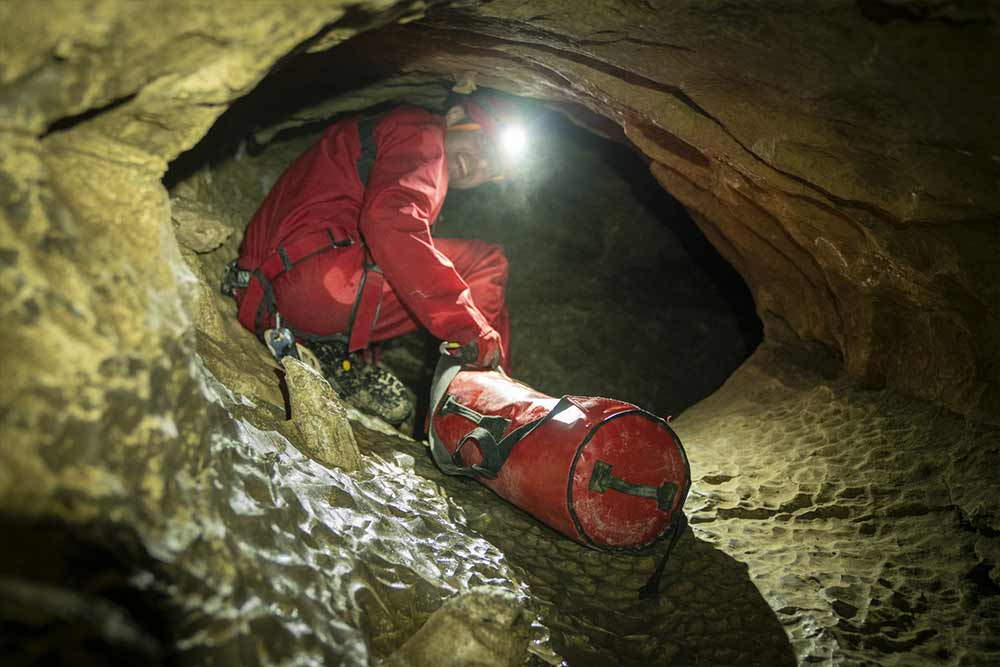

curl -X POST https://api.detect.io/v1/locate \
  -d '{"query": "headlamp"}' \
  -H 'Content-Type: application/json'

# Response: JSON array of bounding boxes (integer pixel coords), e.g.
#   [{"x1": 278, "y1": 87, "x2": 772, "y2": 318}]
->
[{"x1": 498, "y1": 125, "x2": 527, "y2": 161}]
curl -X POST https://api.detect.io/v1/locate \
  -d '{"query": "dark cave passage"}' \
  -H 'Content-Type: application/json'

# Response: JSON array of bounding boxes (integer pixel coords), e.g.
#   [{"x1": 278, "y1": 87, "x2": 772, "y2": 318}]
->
[{"x1": 430, "y1": 111, "x2": 761, "y2": 416}]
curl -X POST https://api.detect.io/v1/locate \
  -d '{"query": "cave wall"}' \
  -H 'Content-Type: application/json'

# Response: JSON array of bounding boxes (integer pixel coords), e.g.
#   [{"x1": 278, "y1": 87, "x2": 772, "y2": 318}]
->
[
  {"x1": 1, "y1": 1, "x2": 439, "y2": 511},
  {"x1": 339, "y1": 0, "x2": 1000, "y2": 420},
  {"x1": 2, "y1": 2, "x2": 999, "y2": 664}
]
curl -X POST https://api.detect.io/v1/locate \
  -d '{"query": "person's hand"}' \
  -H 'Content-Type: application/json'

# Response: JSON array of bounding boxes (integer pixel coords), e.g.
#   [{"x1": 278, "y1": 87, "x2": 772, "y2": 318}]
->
[{"x1": 469, "y1": 327, "x2": 503, "y2": 369}]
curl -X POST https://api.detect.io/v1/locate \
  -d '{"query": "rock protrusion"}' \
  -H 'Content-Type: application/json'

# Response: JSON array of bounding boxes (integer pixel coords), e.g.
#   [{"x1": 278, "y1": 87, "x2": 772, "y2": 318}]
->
[
  {"x1": 383, "y1": 586, "x2": 531, "y2": 667},
  {"x1": 170, "y1": 198, "x2": 232, "y2": 253},
  {"x1": 281, "y1": 357, "x2": 361, "y2": 472}
]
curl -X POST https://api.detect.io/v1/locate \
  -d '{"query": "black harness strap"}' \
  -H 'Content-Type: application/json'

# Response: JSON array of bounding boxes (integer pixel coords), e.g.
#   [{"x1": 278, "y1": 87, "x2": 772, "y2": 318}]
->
[
  {"x1": 253, "y1": 268, "x2": 280, "y2": 339},
  {"x1": 356, "y1": 114, "x2": 379, "y2": 186},
  {"x1": 638, "y1": 512, "x2": 688, "y2": 599}
]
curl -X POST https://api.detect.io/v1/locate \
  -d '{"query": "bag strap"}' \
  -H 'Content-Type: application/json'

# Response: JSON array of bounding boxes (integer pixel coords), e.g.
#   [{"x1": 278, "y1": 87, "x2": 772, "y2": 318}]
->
[
  {"x1": 427, "y1": 345, "x2": 575, "y2": 479},
  {"x1": 638, "y1": 511, "x2": 688, "y2": 599}
]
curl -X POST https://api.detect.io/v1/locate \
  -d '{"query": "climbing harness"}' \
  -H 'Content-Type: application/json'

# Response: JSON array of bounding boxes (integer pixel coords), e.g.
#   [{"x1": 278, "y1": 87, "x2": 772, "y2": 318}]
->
[{"x1": 225, "y1": 114, "x2": 384, "y2": 353}]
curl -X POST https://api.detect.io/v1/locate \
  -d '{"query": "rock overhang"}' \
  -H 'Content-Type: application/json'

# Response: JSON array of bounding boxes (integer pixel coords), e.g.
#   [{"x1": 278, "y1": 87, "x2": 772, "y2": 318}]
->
[{"x1": 3, "y1": 2, "x2": 1000, "y2": 665}]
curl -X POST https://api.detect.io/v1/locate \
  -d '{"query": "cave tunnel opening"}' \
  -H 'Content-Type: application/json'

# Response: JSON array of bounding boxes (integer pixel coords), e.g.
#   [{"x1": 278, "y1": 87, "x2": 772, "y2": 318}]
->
[
  {"x1": 9, "y1": 5, "x2": 1000, "y2": 666},
  {"x1": 157, "y1": 39, "x2": 777, "y2": 663},
  {"x1": 430, "y1": 110, "x2": 762, "y2": 416},
  {"x1": 163, "y1": 38, "x2": 762, "y2": 429}
]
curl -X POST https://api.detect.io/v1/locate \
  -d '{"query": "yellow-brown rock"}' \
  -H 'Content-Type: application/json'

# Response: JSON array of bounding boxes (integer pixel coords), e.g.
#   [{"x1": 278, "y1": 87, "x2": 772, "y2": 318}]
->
[
  {"x1": 2, "y1": 2, "x2": 999, "y2": 666},
  {"x1": 281, "y1": 357, "x2": 361, "y2": 472}
]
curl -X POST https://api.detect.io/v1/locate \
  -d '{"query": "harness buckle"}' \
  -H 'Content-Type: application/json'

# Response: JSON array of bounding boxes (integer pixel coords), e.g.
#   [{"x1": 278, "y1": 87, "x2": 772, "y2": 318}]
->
[{"x1": 220, "y1": 259, "x2": 251, "y2": 296}]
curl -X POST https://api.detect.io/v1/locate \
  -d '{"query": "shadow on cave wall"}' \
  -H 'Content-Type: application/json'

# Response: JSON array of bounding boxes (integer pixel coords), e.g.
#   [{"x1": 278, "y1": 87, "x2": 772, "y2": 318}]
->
[{"x1": 0, "y1": 517, "x2": 177, "y2": 667}]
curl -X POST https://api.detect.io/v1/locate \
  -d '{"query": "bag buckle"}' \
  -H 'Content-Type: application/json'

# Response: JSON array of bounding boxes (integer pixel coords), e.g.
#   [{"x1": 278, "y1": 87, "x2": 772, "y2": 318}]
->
[{"x1": 220, "y1": 259, "x2": 251, "y2": 296}]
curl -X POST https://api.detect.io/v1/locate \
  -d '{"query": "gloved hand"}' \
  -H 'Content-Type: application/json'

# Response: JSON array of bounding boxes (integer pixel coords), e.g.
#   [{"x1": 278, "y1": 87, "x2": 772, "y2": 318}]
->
[{"x1": 467, "y1": 327, "x2": 503, "y2": 369}]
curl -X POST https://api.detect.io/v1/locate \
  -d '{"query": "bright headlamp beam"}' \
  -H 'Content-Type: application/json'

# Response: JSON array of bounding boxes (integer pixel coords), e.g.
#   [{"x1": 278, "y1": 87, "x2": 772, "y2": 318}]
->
[{"x1": 498, "y1": 125, "x2": 527, "y2": 160}]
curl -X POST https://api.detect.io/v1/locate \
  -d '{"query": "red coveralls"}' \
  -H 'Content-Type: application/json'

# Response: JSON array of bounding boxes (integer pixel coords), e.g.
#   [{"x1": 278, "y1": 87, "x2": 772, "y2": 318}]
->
[{"x1": 234, "y1": 107, "x2": 510, "y2": 363}]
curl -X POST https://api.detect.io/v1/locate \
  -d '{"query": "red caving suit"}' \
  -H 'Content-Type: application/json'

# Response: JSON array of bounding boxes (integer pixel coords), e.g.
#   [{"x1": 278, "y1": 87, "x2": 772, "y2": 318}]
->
[{"x1": 234, "y1": 107, "x2": 510, "y2": 363}]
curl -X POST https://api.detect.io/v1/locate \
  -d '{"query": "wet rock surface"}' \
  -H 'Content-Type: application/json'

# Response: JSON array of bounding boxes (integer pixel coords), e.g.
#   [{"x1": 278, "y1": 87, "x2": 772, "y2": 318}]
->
[
  {"x1": 3, "y1": 2, "x2": 999, "y2": 666},
  {"x1": 2, "y1": 357, "x2": 547, "y2": 664}
]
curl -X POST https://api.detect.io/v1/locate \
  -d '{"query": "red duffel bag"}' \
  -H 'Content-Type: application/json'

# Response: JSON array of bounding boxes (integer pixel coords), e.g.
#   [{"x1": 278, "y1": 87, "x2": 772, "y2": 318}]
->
[{"x1": 428, "y1": 346, "x2": 691, "y2": 596}]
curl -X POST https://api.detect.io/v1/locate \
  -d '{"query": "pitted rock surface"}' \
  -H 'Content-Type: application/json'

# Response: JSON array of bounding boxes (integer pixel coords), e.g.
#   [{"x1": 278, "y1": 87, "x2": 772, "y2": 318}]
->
[
  {"x1": 673, "y1": 345, "x2": 1000, "y2": 665},
  {"x1": 359, "y1": 344, "x2": 1000, "y2": 666}
]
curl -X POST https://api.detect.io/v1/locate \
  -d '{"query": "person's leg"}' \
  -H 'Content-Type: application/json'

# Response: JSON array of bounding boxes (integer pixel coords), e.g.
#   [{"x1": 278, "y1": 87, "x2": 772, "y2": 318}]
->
[
  {"x1": 430, "y1": 238, "x2": 511, "y2": 368},
  {"x1": 269, "y1": 248, "x2": 416, "y2": 424},
  {"x1": 270, "y1": 245, "x2": 362, "y2": 336},
  {"x1": 273, "y1": 238, "x2": 510, "y2": 361}
]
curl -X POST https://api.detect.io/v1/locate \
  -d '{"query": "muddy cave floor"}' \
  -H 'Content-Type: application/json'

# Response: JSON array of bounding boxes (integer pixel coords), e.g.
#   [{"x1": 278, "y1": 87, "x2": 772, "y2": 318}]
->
[{"x1": 163, "y1": 116, "x2": 1000, "y2": 666}]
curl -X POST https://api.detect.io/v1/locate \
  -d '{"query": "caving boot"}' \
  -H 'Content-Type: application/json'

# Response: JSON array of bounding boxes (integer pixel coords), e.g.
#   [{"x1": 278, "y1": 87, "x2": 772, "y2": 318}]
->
[{"x1": 312, "y1": 340, "x2": 414, "y2": 425}]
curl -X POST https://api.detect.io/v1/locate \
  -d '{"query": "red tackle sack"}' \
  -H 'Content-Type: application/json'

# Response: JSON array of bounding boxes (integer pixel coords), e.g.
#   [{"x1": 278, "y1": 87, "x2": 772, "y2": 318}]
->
[{"x1": 428, "y1": 350, "x2": 691, "y2": 562}]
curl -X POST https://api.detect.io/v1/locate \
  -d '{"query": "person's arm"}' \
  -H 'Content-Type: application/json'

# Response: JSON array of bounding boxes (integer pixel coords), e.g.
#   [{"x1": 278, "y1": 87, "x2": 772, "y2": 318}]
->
[{"x1": 358, "y1": 115, "x2": 494, "y2": 349}]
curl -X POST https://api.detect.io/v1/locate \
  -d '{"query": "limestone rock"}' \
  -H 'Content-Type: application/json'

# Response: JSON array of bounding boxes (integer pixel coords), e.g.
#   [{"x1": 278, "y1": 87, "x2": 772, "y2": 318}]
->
[
  {"x1": 170, "y1": 198, "x2": 231, "y2": 253},
  {"x1": 4, "y1": 1, "x2": 1000, "y2": 666},
  {"x1": 672, "y1": 344, "x2": 1000, "y2": 665},
  {"x1": 383, "y1": 586, "x2": 530, "y2": 667},
  {"x1": 281, "y1": 357, "x2": 361, "y2": 472}
]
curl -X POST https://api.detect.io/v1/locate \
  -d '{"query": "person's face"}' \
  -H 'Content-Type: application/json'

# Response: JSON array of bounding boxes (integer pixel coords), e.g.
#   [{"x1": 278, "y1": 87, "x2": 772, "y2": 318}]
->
[{"x1": 444, "y1": 106, "x2": 501, "y2": 190}]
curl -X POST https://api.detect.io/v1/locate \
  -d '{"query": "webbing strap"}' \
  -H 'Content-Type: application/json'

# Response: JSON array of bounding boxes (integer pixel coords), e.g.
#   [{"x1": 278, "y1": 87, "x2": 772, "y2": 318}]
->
[
  {"x1": 356, "y1": 115, "x2": 378, "y2": 186},
  {"x1": 255, "y1": 229, "x2": 353, "y2": 285},
  {"x1": 345, "y1": 113, "x2": 383, "y2": 352},
  {"x1": 464, "y1": 398, "x2": 575, "y2": 479},
  {"x1": 237, "y1": 113, "x2": 383, "y2": 345},
  {"x1": 253, "y1": 268, "x2": 279, "y2": 337},
  {"x1": 638, "y1": 511, "x2": 688, "y2": 599},
  {"x1": 427, "y1": 347, "x2": 574, "y2": 479}
]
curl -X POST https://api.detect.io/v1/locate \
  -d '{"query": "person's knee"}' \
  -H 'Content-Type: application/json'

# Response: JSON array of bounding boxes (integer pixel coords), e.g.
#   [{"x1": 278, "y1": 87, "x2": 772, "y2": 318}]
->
[
  {"x1": 464, "y1": 243, "x2": 507, "y2": 317},
  {"x1": 479, "y1": 242, "x2": 509, "y2": 283}
]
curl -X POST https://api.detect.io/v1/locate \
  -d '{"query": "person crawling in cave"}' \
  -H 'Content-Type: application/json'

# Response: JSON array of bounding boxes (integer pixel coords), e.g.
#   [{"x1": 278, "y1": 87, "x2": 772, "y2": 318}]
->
[{"x1": 221, "y1": 91, "x2": 526, "y2": 424}]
